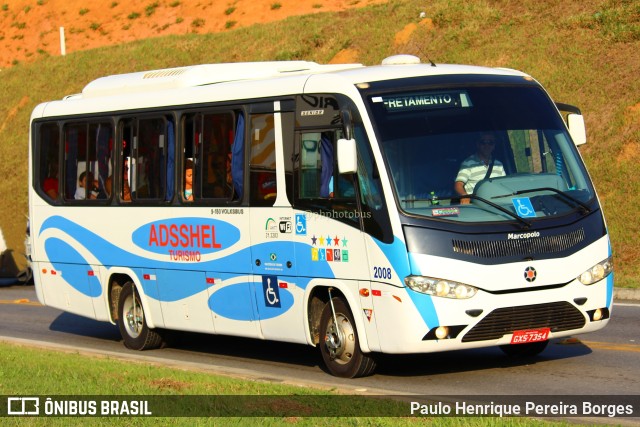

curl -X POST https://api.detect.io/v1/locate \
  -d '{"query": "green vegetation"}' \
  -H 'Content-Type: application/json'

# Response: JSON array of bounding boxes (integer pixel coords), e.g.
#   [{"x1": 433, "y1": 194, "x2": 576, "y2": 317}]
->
[
  {"x1": 0, "y1": 342, "x2": 571, "y2": 425},
  {"x1": 145, "y1": 2, "x2": 159, "y2": 17},
  {"x1": 192, "y1": 18, "x2": 205, "y2": 29},
  {"x1": 79, "y1": 8, "x2": 89, "y2": 16},
  {"x1": 225, "y1": 6, "x2": 236, "y2": 15},
  {"x1": 0, "y1": 0, "x2": 638, "y2": 289},
  {"x1": 271, "y1": 2, "x2": 282, "y2": 11}
]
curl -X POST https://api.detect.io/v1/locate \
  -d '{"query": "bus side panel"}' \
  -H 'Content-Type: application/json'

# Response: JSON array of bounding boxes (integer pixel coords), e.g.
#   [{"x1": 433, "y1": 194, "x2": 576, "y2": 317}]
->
[
  {"x1": 35, "y1": 260, "x2": 98, "y2": 319},
  {"x1": 156, "y1": 269, "x2": 214, "y2": 334},
  {"x1": 207, "y1": 272, "x2": 261, "y2": 339},
  {"x1": 253, "y1": 275, "x2": 306, "y2": 344}
]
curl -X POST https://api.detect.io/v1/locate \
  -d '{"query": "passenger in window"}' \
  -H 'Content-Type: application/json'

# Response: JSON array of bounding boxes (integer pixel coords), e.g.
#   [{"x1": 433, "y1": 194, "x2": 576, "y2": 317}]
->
[
  {"x1": 43, "y1": 161, "x2": 59, "y2": 200},
  {"x1": 105, "y1": 159, "x2": 131, "y2": 201},
  {"x1": 184, "y1": 159, "x2": 194, "y2": 201},
  {"x1": 75, "y1": 172, "x2": 97, "y2": 200},
  {"x1": 226, "y1": 152, "x2": 236, "y2": 199},
  {"x1": 121, "y1": 159, "x2": 132, "y2": 201},
  {"x1": 454, "y1": 133, "x2": 506, "y2": 204}
]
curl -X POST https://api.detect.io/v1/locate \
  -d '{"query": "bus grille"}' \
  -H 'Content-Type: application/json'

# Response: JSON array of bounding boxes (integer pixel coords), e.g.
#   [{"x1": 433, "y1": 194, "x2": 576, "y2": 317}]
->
[
  {"x1": 461, "y1": 301, "x2": 585, "y2": 342},
  {"x1": 452, "y1": 228, "x2": 585, "y2": 259}
]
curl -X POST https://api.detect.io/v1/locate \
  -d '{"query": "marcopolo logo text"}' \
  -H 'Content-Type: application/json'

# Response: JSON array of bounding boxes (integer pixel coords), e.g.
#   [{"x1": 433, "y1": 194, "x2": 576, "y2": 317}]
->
[{"x1": 507, "y1": 231, "x2": 541, "y2": 240}]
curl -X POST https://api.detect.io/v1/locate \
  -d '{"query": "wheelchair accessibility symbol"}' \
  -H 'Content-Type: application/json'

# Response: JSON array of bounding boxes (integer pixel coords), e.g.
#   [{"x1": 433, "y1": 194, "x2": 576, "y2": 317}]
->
[
  {"x1": 512, "y1": 197, "x2": 537, "y2": 218},
  {"x1": 295, "y1": 213, "x2": 306, "y2": 235},
  {"x1": 262, "y1": 275, "x2": 281, "y2": 308}
]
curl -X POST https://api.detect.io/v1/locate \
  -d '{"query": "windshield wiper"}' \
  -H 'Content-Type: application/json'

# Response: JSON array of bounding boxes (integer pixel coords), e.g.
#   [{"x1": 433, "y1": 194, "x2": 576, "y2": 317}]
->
[
  {"x1": 403, "y1": 196, "x2": 532, "y2": 228},
  {"x1": 492, "y1": 187, "x2": 591, "y2": 214},
  {"x1": 462, "y1": 195, "x2": 532, "y2": 228}
]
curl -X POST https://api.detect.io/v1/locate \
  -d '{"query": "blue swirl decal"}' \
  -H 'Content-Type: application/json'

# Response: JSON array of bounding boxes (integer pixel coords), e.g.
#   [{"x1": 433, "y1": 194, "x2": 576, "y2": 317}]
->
[
  {"x1": 208, "y1": 282, "x2": 295, "y2": 321},
  {"x1": 44, "y1": 237, "x2": 102, "y2": 298},
  {"x1": 132, "y1": 218, "x2": 240, "y2": 255},
  {"x1": 39, "y1": 215, "x2": 334, "y2": 321},
  {"x1": 208, "y1": 283, "x2": 257, "y2": 321}
]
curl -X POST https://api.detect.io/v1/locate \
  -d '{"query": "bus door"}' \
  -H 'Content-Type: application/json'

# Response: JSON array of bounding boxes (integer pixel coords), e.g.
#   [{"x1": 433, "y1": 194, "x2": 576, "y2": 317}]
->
[
  {"x1": 292, "y1": 120, "x2": 392, "y2": 350},
  {"x1": 247, "y1": 107, "x2": 309, "y2": 343}
]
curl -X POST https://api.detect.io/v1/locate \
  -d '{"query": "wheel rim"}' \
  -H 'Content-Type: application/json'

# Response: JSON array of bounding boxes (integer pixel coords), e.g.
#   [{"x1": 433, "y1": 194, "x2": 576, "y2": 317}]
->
[
  {"x1": 123, "y1": 292, "x2": 143, "y2": 338},
  {"x1": 324, "y1": 313, "x2": 356, "y2": 365}
]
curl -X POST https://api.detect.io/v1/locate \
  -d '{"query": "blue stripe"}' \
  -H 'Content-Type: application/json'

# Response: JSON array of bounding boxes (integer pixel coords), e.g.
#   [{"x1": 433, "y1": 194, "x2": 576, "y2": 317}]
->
[{"x1": 372, "y1": 237, "x2": 439, "y2": 329}]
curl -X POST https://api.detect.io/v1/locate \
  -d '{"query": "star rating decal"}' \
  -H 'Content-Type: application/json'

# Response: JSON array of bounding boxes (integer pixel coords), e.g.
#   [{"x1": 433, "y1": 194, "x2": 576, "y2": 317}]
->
[{"x1": 309, "y1": 234, "x2": 349, "y2": 263}]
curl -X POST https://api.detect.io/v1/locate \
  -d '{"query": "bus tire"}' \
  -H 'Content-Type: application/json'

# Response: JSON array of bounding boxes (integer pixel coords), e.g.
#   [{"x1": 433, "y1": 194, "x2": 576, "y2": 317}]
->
[
  {"x1": 319, "y1": 297, "x2": 376, "y2": 378},
  {"x1": 117, "y1": 282, "x2": 163, "y2": 350},
  {"x1": 499, "y1": 340, "x2": 548, "y2": 358}
]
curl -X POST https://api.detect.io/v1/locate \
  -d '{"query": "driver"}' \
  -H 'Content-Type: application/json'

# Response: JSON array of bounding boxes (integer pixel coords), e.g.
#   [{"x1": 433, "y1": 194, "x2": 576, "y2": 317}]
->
[{"x1": 454, "y1": 132, "x2": 506, "y2": 204}]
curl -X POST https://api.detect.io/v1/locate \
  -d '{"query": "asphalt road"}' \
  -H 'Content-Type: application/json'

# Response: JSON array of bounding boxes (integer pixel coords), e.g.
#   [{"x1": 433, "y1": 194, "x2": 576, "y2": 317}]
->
[{"x1": 1, "y1": 284, "x2": 639, "y2": 422}]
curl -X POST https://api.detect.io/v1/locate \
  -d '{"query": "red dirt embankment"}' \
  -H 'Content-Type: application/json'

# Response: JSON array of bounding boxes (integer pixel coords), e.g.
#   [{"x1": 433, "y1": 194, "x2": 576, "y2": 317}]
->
[{"x1": 0, "y1": 0, "x2": 387, "y2": 68}]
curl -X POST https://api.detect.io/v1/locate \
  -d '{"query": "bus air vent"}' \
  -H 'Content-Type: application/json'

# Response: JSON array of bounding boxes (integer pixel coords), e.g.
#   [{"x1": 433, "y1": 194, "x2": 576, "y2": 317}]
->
[
  {"x1": 461, "y1": 301, "x2": 585, "y2": 342},
  {"x1": 452, "y1": 228, "x2": 585, "y2": 259}
]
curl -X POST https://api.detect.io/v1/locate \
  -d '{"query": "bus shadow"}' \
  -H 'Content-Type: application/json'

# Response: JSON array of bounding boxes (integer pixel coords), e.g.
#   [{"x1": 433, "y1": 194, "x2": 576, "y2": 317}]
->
[
  {"x1": 373, "y1": 338, "x2": 594, "y2": 377},
  {"x1": 167, "y1": 331, "x2": 320, "y2": 369},
  {"x1": 49, "y1": 312, "x2": 121, "y2": 342},
  {"x1": 46, "y1": 313, "x2": 595, "y2": 377}
]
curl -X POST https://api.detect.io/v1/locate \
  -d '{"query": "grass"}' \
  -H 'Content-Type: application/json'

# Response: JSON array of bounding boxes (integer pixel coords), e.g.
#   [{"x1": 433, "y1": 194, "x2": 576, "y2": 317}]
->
[
  {"x1": 0, "y1": 0, "x2": 638, "y2": 288},
  {"x1": 0, "y1": 342, "x2": 572, "y2": 425}
]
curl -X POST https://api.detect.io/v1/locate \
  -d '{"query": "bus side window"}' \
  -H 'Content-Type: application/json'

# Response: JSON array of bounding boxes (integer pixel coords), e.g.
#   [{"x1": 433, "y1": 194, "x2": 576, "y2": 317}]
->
[
  {"x1": 249, "y1": 113, "x2": 276, "y2": 206},
  {"x1": 183, "y1": 111, "x2": 239, "y2": 202},
  {"x1": 293, "y1": 130, "x2": 359, "y2": 227},
  {"x1": 38, "y1": 122, "x2": 60, "y2": 201},
  {"x1": 134, "y1": 118, "x2": 166, "y2": 200},
  {"x1": 299, "y1": 132, "x2": 321, "y2": 199},
  {"x1": 62, "y1": 121, "x2": 113, "y2": 201}
]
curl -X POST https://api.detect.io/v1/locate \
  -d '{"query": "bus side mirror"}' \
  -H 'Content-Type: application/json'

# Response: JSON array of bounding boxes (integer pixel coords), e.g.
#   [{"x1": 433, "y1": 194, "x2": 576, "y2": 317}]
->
[
  {"x1": 341, "y1": 109, "x2": 353, "y2": 140},
  {"x1": 337, "y1": 138, "x2": 357, "y2": 174},
  {"x1": 567, "y1": 113, "x2": 587, "y2": 146}
]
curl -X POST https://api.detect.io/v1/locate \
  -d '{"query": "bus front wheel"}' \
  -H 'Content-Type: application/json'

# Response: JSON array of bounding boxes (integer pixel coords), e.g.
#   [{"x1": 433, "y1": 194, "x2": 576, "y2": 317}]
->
[
  {"x1": 117, "y1": 282, "x2": 163, "y2": 350},
  {"x1": 319, "y1": 297, "x2": 376, "y2": 378}
]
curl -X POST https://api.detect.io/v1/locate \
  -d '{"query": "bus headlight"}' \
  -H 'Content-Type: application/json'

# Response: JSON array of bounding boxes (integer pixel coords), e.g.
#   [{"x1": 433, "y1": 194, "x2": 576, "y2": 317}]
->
[
  {"x1": 404, "y1": 276, "x2": 477, "y2": 299},
  {"x1": 578, "y1": 256, "x2": 613, "y2": 285}
]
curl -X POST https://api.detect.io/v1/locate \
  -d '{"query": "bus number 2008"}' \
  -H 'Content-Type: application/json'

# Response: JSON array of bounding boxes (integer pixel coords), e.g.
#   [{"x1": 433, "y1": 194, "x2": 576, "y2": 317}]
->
[{"x1": 373, "y1": 267, "x2": 392, "y2": 280}]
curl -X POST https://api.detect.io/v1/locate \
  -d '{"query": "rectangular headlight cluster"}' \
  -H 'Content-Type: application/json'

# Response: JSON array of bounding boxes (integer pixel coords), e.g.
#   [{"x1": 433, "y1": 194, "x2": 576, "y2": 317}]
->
[
  {"x1": 404, "y1": 275, "x2": 478, "y2": 299},
  {"x1": 578, "y1": 256, "x2": 613, "y2": 285}
]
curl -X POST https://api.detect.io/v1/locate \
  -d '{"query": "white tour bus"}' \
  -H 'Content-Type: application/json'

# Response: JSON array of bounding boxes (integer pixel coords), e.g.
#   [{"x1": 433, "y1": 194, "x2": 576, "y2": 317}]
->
[{"x1": 28, "y1": 55, "x2": 613, "y2": 377}]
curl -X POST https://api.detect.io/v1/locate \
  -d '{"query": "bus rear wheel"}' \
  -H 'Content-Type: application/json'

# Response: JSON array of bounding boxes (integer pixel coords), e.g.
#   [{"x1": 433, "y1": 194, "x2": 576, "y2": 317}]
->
[
  {"x1": 499, "y1": 340, "x2": 548, "y2": 358},
  {"x1": 319, "y1": 297, "x2": 376, "y2": 378},
  {"x1": 117, "y1": 282, "x2": 163, "y2": 350}
]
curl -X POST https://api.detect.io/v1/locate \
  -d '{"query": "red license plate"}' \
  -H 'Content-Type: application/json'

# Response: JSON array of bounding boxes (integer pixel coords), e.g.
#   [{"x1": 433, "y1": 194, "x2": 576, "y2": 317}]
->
[{"x1": 510, "y1": 328, "x2": 550, "y2": 344}]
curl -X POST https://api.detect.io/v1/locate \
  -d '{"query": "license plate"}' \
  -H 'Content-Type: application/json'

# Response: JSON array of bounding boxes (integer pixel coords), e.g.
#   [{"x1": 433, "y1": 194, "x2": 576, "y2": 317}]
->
[{"x1": 510, "y1": 328, "x2": 550, "y2": 344}]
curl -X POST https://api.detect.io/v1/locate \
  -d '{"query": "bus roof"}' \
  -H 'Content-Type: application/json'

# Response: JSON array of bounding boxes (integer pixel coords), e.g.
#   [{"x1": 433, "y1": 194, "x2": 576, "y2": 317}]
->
[
  {"x1": 30, "y1": 56, "x2": 533, "y2": 119},
  {"x1": 78, "y1": 55, "x2": 529, "y2": 99},
  {"x1": 80, "y1": 61, "x2": 365, "y2": 98}
]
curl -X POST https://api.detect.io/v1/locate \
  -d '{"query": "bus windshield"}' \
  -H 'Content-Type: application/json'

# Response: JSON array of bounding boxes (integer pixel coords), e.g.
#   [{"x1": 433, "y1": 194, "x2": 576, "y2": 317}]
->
[{"x1": 367, "y1": 83, "x2": 596, "y2": 223}]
